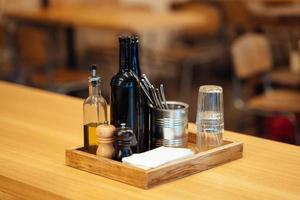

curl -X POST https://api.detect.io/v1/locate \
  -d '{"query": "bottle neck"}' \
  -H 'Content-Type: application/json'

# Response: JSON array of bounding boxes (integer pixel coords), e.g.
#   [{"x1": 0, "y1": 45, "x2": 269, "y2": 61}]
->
[
  {"x1": 119, "y1": 39, "x2": 130, "y2": 72},
  {"x1": 130, "y1": 41, "x2": 141, "y2": 76},
  {"x1": 89, "y1": 82, "x2": 101, "y2": 96}
]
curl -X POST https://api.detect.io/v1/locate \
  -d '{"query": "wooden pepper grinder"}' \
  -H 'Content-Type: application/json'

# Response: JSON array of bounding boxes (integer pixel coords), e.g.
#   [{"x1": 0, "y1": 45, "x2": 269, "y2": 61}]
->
[
  {"x1": 96, "y1": 121, "x2": 116, "y2": 158},
  {"x1": 113, "y1": 123, "x2": 136, "y2": 161}
]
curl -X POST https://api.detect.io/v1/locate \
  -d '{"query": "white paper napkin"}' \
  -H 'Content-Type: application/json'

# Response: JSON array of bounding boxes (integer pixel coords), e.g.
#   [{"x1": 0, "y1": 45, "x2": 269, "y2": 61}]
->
[{"x1": 122, "y1": 146, "x2": 194, "y2": 170}]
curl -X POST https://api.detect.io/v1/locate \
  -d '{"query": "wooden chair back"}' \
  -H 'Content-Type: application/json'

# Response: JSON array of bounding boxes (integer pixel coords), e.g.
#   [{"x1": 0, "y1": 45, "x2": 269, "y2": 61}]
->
[
  {"x1": 16, "y1": 27, "x2": 48, "y2": 67},
  {"x1": 231, "y1": 33, "x2": 273, "y2": 79}
]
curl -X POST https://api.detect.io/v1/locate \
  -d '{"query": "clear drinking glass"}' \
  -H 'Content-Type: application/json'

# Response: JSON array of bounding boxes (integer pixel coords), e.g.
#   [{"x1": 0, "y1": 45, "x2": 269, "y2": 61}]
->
[{"x1": 196, "y1": 85, "x2": 224, "y2": 151}]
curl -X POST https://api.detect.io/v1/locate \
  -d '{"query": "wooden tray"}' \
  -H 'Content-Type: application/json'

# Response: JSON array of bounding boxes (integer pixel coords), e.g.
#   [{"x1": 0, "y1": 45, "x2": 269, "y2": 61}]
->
[{"x1": 65, "y1": 132, "x2": 243, "y2": 189}]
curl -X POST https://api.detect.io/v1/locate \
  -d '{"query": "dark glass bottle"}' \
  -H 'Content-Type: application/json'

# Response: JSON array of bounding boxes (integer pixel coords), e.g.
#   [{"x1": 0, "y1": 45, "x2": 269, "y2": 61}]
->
[
  {"x1": 110, "y1": 36, "x2": 139, "y2": 138},
  {"x1": 129, "y1": 37, "x2": 149, "y2": 153},
  {"x1": 110, "y1": 36, "x2": 149, "y2": 153}
]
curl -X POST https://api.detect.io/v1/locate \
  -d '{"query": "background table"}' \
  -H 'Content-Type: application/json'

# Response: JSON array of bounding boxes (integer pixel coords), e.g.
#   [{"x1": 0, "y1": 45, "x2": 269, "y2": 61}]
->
[
  {"x1": 4, "y1": 4, "x2": 212, "y2": 67},
  {"x1": 4, "y1": 5, "x2": 210, "y2": 32},
  {"x1": 0, "y1": 81, "x2": 300, "y2": 199},
  {"x1": 271, "y1": 68, "x2": 300, "y2": 88}
]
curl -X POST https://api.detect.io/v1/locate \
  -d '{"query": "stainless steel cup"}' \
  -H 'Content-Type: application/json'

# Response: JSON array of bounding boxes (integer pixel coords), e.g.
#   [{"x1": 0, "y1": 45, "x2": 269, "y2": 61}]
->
[{"x1": 150, "y1": 101, "x2": 189, "y2": 148}]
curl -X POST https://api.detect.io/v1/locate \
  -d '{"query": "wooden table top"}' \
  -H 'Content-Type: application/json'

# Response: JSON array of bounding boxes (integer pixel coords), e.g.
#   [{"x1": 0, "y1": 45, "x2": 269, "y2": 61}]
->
[
  {"x1": 3, "y1": 5, "x2": 212, "y2": 33},
  {"x1": 0, "y1": 81, "x2": 300, "y2": 199}
]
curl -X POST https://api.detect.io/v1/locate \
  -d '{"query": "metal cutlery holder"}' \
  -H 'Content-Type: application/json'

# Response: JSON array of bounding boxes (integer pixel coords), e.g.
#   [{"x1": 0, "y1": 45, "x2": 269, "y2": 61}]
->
[{"x1": 150, "y1": 101, "x2": 189, "y2": 148}]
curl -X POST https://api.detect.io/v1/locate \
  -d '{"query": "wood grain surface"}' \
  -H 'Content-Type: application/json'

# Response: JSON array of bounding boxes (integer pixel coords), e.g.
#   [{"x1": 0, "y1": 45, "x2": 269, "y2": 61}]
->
[{"x1": 0, "y1": 81, "x2": 300, "y2": 199}]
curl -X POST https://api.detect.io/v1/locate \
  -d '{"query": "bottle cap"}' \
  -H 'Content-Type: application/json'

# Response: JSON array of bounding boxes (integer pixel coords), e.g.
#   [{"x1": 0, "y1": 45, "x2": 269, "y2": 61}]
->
[
  {"x1": 89, "y1": 64, "x2": 101, "y2": 84},
  {"x1": 130, "y1": 35, "x2": 139, "y2": 43},
  {"x1": 113, "y1": 123, "x2": 137, "y2": 146},
  {"x1": 119, "y1": 36, "x2": 130, "y2": 43}
]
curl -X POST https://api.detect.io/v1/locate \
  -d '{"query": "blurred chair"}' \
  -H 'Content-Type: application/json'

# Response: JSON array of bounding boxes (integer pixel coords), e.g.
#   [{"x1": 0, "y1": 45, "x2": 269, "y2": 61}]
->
[
  {"x1": 231, "y1": 33, "x2": 300, "y2": 143},
  {"x1": 0, "y1": 20, "x2": 10, "y2": 79},
  {"x1": 145, "y1": 2, "x2": 228, "y2": 100},
  {"x1": 174, "y1": 1, "x2": 229, "y2": 97},
  {"x1": 14, "y1": 27, "x2": 87, "y2": 94}
]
